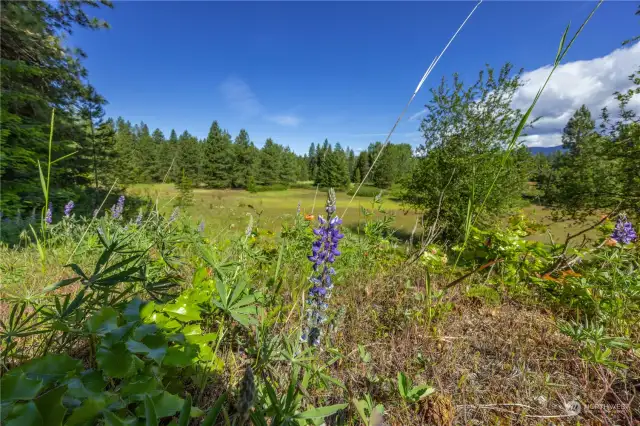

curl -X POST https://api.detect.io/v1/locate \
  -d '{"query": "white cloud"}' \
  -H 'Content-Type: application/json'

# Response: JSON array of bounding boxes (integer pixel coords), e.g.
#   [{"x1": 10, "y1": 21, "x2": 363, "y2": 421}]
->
[
  {"x1": 268, "y1": 115, "x2": 301, "y2": 127},
  {"x1": 515, "y1": 42, "x2": 640, "y2": 147},
  {"x1": 219, "y1": 76, "x2": 301, "y2": 127}
]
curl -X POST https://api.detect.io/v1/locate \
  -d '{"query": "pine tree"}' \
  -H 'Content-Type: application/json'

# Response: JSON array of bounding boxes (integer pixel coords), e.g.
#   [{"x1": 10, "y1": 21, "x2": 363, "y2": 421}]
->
[
  {"x1": 175, "y1": 170, "x2": 194, "y2": 207},
  {"x1": 203, "y1": 121, "x2": 233, "y2": 188},
  {"x1": 562, "y1": 105, "x2": 596, "y2": 155},
  {"x1": 167, "y1": 129, "x2": 179, "y2": 182},
  {"x1": 232, "y1": 129, "x2": 258, "y2": 188},
  {"x1": 347, "y1": 148, "x2": 356, "y2": 182},
  {"x1": 151, "y1": 129, "x2": 167, "y2": 182},
  {"x1": 0, "y1": 0, "x2": 112, "y2": 214},
  {"x1": 114, "y1": 118, "x2": 137, "y2": 184},
  {"x1": 136, "y1": 123, "x2": 155, "y2": 183},
  {"x1": 279, "y1": 147, "x2": 298, "y2": 185},
  {"x1": 355, "y1": 151, "x2": 370, "y2": 185},
  {"x1": 259, "y1": 138, "x2": 282, "y2": 185},
  {"x1": 354, "y1": 167, "x2": 362, "y2": 185},
  {"x1": 177, "y1": 131, "x2": 200, "y2": 183},
  {"x1": 308, "y1": 143, "x2": 317, "y2": 181},
  {"x1": 333, "y1": 143, "x2": 350, "y2": 188}
]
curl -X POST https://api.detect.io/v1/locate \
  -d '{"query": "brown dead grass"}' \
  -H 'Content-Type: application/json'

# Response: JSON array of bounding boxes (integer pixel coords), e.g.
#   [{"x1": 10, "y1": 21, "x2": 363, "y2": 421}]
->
[{"x1": 330, "y1": 267, "x2": 639, "y2": 425}]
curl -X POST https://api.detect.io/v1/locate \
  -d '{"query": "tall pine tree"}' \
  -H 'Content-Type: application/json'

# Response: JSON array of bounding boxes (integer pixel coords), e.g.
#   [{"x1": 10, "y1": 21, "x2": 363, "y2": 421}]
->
[{"x1": 203, "y1": 121, "x2": 233, "y2": 188}]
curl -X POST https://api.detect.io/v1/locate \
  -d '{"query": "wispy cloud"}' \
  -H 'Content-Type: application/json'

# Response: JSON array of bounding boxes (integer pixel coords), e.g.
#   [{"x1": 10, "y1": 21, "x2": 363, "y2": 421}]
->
[
  {"x1": 408, "y1": 109, "x2": 427, "y2": 121},
  {"x1": 268, "y1": 115, "x2": 301, "y2": 127},
  {"x1": 219, "y1": 76, "x2": 301, "y2": 127}
]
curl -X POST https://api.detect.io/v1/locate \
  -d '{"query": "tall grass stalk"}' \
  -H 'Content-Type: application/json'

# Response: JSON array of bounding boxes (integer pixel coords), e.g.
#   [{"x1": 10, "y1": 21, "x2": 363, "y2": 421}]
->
[
  {"x1": 341, "y1": 0, "x2": 483, "y2": 218},
  {"x1": 448, "y1": 0, "x2": 603, "y2": 282}
]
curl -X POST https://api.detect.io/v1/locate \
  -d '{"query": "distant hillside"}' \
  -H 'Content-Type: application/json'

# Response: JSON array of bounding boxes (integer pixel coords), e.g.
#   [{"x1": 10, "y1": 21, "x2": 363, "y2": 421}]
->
[{"x1": 528, "y1": 145, "x2": 565, "y2": 156}]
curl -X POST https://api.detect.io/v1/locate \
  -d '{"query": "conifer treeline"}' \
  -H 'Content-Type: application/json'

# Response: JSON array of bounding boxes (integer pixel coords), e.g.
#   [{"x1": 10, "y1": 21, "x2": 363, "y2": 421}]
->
[{"x1": 94, "y1": 118, "x2": 414, "y2": 191}]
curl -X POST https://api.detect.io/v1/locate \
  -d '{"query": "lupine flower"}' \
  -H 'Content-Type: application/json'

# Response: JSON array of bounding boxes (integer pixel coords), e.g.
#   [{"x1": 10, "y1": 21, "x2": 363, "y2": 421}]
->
[
  {"x1": 302, "y1": 188, "x2": 344, "y2": 347},
  {"x1": 198, "y1": 219, "x2": 205, "y2": 233},
  {"x1": 135, "y1": 211, "x2": 143, "y2": 226},
  {"x1": 611, "y1": 215, "x2": 637, "y2": 244},
  {"x1": 45, "y1": 203, "x2": 53, "y2": 224},
  {"x1": 296, "y1": 201, "x2": 301, "y2": 216},
  {"x1": 168, "y1": 207, "x2": 179, "y2": 224},
  {"x1": 64, "y1": 200, "x2": 75, "y2": 218},
  {"x1": 235, "y1": 365, "x2": 255, "y2": 424},
  {"x1": 112, "y1": 195, "x2": 125, "y2": 219}
]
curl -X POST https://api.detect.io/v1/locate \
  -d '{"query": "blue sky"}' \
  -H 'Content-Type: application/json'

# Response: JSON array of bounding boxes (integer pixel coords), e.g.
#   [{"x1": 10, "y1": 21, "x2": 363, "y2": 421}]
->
[{"x1": 73, "y1": 1, "x2": 639, "y2": 153}]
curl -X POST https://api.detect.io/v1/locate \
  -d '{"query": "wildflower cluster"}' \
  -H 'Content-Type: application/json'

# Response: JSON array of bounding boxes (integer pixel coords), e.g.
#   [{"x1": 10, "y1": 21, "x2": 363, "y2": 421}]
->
[
  {"x1": 64, "y1": 200, "x2": 75, "y2": 218},
  {"x1": 302, "y1": 188, "x2": 344, "y2": 346},
  {"x1": 611, "y1": 215, "x2": 637, "y2": 245},
  {"x1": 112, "y1": 195, "x2": 125, "y2": 219}
]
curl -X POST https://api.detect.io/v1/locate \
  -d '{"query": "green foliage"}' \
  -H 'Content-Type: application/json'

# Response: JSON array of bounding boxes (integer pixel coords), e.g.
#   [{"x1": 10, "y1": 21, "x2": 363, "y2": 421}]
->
[
  {"x1": 403, "y1": 64, "x2": 531, "y2": 239},
  {"x1": 542, "y1": 71, "x2": 640, "y2": 217},
  {"x1": 0, "y1": 0, "x2": 112, "y2": 215},
  {"x1": 352, "y1": 394, "x2": 384, "y2": 426},
  {"x1": 175, "y1": 171, "x2": 194, "y2": 207},
  {"x1": 396, "y1": 372, "x2": 435, "y2": 403}
]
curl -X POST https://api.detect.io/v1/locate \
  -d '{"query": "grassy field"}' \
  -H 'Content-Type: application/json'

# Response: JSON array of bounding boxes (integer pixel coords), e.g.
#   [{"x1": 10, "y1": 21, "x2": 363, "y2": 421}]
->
[
  {"x1": 129, "y1": 184, "x2": 422, "y2": 235},
  {"x1": 129, "y1": 184, "x2": 600, "y2": 243}
]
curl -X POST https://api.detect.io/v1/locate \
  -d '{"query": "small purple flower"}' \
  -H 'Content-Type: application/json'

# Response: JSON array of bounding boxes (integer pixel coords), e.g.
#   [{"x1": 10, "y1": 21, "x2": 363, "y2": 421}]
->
[
  {"x1": 302, "y1": 188, "x2": 343, "y2": 347},
  {"x1": 64, "y1": 200, "x2": 75, "y2": 218},
  {"x1": 45, "y1": 203, "x2": 53, "y2": 224},
  {"x1": 198, "y1": 219, "x2": 205, "y2": 233},
  {"x1": 135, "y1": 211, "x2": 143, "y2": 226},
  {"x1": 112, "y1": 195, "x2": 125, "y2": 219},
  {"x1": 296, "y1": 201, "x2": 301, "y2": 216},
  {"x1": 611, "y1": 215, "x2": 637, "y2": 245},
  {"x1": 168, "y1": 207, "x2": 179, "y2": 224}
]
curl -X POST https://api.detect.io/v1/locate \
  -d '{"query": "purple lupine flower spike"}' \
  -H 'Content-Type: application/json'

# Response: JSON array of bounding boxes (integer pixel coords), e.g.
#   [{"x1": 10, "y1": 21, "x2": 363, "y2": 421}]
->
[
  {"x1": 45, "y1": 203, "x2": 53, "y2": 224},
  {"x1": 611, "y1": 215, "x2": 637, "y2": 244},
  {"x1": 112, "y1": 195, "x2": 125, "y2": 219},
  {"x1": 168, "y1": 207, "x2": 179, "y2": 224},
  {"x1": 302, "y1": 188, "x2": 344, "y2": 347},
  {"x1": 198, "y1": 219, "x2": 205, "y2": 233},
  {"x1": 64, "y1": 200, "x2": 75, "y2": 218},
  {"x1": 135, "y1": 211, "x2": 143, "y2": 226}
]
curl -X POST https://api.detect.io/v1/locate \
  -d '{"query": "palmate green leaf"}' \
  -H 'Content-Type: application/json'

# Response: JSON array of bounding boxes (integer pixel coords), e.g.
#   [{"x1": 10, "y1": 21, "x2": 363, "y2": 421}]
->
[
  {"x1": 215, "y1": 278, "x2": 228, "y2": 307},
  {"x1": 65, "y1": 370, "x2": 107, "y2": 398},
  {"x1": 5, "y1": 401, "x2": 43, "y2": 426},
  {"x1": 121, "y1": 374, "x2": 161, "y2": 398},
  {"x1": 163, "y1": 302, "x2": 201, "y2": 322},
  {"x1": 65, "y1": 397, "x2": 107, "y2": 426},
  {"x1": 96, "y1": 343, "x2": 139, "y2": 378},
  {"x1": 163, "y1": 345, "x2": 198, "y2": 367},
  {"x1": 125, "y1": 334, "x2": 167, "y2": 364},
  {"x1": 0, "y1": 373, "x2": 43, "y2": 401},
  {"x1": 86, "y1": 307, "x2": 119, "y2": 335},
  {"x1": 137, "y1": 391, "x2": 183, "y2": 419},
  {"x1": 34, "y1": 385, "x2": 67, "y2": 426},
  {"x1": 296, "y1": 403, "x2": 348, "y2": 419},
  {"x1": 103, "y1": 410, "x2": 137, "y2": 426},
  {"x1": 14, "y1": 354, "x2": 81, "y2": 386}
]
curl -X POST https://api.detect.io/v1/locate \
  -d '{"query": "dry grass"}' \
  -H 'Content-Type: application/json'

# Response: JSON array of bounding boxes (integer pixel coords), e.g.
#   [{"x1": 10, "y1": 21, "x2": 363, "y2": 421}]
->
[{"x1": 329, "y1": 265, "x2": 639, "y2": 425}]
